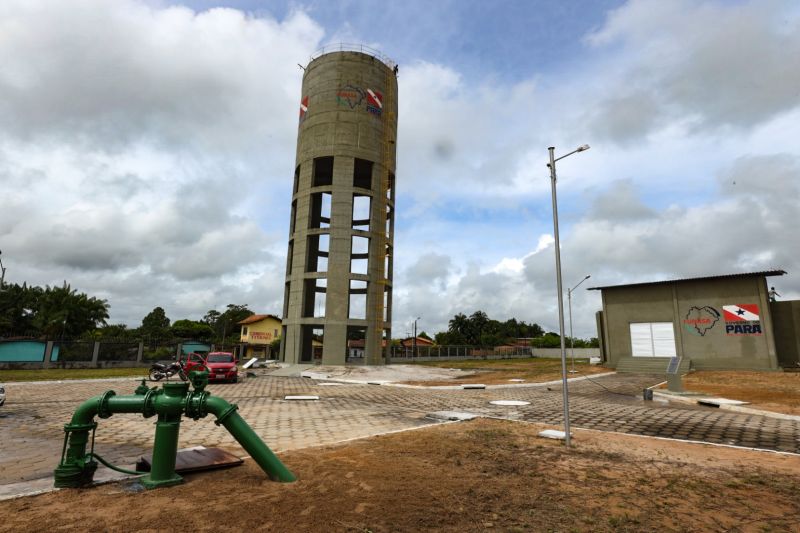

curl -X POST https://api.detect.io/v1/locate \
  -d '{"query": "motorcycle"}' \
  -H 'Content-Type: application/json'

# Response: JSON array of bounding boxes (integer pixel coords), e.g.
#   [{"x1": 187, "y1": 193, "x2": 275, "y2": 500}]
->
[{"x1": 149, "y1": 360, "x2": 187, "y2": 381}]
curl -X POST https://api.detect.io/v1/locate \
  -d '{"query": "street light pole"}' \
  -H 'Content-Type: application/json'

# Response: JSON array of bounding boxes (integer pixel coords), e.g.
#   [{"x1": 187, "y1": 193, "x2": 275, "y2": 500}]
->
[
  {"x1": 548, "y1": 144, "x2": 589, "y2": 448},
  {"x1": 568, "y1": 275, "x2": 591, "y2": 373}
]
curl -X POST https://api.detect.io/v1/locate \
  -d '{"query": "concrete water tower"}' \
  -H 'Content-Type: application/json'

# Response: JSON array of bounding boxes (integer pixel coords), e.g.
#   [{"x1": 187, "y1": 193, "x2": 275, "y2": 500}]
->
[{"x1": 280, "y1": 46, "x2": 398, "y2": 365}]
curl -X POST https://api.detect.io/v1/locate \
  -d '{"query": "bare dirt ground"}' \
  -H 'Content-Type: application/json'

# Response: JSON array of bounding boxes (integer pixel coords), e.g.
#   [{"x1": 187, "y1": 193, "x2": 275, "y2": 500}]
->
[
  {"x1": 2, "y1": 418, "x2": 799, "y2": 533},
  {"x1": 4, "y1": 365, "x2": 799, "y2": 531},
  {"x1": 660, "y1": 370, "x2": 800, "y2": 416},
  {"x1": 295, "y1": 363, "x2": 476, "y2": 383},
  {"x1": 401, "y1": 359, "x2": 611, "y2": 386}
]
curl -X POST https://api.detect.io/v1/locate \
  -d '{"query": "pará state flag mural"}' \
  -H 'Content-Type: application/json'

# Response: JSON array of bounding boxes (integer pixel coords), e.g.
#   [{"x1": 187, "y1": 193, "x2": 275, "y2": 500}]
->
[
  {"x1": 722, "y1": 304, "x2": 760, "y2": 322},
  {"x1": 299, "y1": 96, "x2": 308, "y2": 121},
  {"x1": 366, "y1": 89, "x2": 383, "y2": 109}
]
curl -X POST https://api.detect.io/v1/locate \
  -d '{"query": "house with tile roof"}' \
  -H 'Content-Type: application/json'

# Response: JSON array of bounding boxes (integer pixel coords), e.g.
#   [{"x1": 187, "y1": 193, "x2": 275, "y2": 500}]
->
[{"x1": 238, "y1": 314, "x2": 281, "y2": 359}]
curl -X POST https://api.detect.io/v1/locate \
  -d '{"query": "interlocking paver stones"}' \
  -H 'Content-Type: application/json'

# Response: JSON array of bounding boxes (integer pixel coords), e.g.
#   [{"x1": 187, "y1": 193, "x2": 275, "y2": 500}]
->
[
  {"x1": 0, "y1": 377, "x2": 441, "y2": 490},
  {"x1": 2, "y1": 373, "x2": 800, "y2": 496}
]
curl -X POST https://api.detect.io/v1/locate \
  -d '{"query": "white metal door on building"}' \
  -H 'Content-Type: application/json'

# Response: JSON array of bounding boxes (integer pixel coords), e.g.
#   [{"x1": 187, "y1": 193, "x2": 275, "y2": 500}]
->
[{"x1": 630, "y1": 322, "x2": 677, "y2": 357}]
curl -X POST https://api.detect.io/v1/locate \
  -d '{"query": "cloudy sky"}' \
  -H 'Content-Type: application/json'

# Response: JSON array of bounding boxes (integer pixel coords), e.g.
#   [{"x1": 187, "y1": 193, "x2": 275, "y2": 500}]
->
[{"x1": 1, "y1": 0, "x2": 798, "y2": 339}]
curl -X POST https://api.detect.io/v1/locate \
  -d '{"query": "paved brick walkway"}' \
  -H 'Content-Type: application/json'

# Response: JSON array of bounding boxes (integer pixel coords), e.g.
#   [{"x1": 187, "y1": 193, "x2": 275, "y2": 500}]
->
[{"x1": 2, "y1": 373, "x2": 799, "y2": 496}]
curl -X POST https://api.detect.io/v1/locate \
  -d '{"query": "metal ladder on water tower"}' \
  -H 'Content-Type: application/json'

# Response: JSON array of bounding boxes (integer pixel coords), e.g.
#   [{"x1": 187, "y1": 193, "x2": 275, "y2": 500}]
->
[{"x1": 373, "y1": 61, "x2": 396, "y2": 361}]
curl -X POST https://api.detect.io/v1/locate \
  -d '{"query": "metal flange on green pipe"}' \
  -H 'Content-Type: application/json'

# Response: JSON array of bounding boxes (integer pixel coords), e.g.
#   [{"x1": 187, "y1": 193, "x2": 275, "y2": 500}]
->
[{"x1": 54, "y1": 371, "x2": 295, "y2": 489}]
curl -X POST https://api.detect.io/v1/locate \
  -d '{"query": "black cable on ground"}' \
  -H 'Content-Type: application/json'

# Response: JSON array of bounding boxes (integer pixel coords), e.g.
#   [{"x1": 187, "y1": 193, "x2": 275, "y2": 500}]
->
[{"x1": 87, "y1": 452, "x2": 141, "y2": 476}]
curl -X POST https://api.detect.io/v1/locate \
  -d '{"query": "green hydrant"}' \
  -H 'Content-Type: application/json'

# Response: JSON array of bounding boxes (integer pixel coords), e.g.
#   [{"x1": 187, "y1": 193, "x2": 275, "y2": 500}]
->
[{"x1": 54, "y1": 370, "x2": 295, "y2": 489}]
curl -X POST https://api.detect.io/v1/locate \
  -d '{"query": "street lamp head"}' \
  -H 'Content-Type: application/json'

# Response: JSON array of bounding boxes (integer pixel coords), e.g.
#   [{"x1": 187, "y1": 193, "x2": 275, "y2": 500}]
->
[
  {"x1": 576, "y1": 144, "x2": 590, "y2": 152},
  {"x1": 584, "y1": 274, "x2": 591, "y2": 280}
]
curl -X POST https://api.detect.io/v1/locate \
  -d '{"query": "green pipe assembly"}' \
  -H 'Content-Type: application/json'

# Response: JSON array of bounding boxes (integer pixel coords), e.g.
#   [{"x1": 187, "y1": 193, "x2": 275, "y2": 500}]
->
[{"x1": 54, "y1": 370, "x2": 295, "y2": 489}]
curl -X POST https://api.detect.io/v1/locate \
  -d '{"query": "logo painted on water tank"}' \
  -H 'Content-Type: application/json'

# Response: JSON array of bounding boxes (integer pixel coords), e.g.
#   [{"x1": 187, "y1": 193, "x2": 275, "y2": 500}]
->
[
  {"x1": 335, "y1": 84, "x2": 384, "y2": 117},
  {"x1": 365, "y1": 88, "x2": 383, "y2": 116},
  {"x1": 299, "y1": 96, "x2": 308, "y2": 122},
  {"x1": 336, "y1": 85, "x2": 364, "y2": 109}
]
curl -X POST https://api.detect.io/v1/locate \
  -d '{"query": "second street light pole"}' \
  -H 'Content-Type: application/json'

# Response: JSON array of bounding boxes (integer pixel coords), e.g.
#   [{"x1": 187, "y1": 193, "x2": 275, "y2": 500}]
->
[
  {"x1": 568, "y1": 275, "x2": 591, "y2": 373},
  {"x1": 548, "y1": 144, "x2": 589, "y2": 448},
  {"x1": 413, "y1": 317, "x2": 420, "y2": 357}
]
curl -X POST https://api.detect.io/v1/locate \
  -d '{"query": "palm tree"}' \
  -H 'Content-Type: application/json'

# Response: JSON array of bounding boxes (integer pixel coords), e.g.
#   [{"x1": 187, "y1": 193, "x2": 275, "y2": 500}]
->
[
  {"x1": 469, "y1": 310, "x2": 489, "y2": 345},
  {"x1": 448, "y1": 313, "x2": 469, "y2": 337},
  {"x1": 32, "y1": 283, "x2": 109, "y2": 338},
  {"x1": 0, "y1": 283, "x2": 38, "y2": 336}
]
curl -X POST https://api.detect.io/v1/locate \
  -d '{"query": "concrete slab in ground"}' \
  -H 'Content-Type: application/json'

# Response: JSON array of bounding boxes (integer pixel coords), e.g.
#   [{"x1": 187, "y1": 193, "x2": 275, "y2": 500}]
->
[
  {"x1": 266, "y1": 364, "x2": 314, "y2": 377},
  {"x1": 426, "y1": 411, "x2": 479, "y2": 421}
]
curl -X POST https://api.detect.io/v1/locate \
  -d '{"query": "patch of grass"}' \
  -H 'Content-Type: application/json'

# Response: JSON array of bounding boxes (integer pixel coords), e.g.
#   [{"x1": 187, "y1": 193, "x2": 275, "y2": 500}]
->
[
  {"x1": 466, "y1": 427, "x2": 514, "y2": 442},
  {"x1": 0, "y1": 367, "x2": 148, "y2": 382},
  {"x1": 608, "y1": 513, "x2": 641, "y2": 528}
]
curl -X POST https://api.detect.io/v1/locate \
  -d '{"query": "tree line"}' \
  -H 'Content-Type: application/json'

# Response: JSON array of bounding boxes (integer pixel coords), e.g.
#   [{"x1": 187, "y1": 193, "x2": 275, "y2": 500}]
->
[
  {"x1": 137, "y1": 304, "x2": 256, "y2": 343},
  {"x1": 433, "y1": 310, "x2": 598, "y2": 348},
  {"x1": 0, "y1": 282, "x2": 109, "y2": 338},
  {"x1": 0, "y1": 283, "x2": 597, "y2": 348},
  {"x1": 0, "y1": 281, "x2": 255, "y2": 343}
]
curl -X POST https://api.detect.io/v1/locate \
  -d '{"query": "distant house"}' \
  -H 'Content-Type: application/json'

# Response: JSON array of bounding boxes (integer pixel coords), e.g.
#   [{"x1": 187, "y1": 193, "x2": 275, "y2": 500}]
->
[
  {"x1": 512, "y1": 338, "x2": 536, "y2": 347},
  {"x1": 347, "y1": 339, "x2": 388, "y2": 360},
  {"x1": 238, "y1": 314, "x2": 281, "y2": 359},
  {"x1": 399, "y1": 336, "x2": 434, "y2": 348}
]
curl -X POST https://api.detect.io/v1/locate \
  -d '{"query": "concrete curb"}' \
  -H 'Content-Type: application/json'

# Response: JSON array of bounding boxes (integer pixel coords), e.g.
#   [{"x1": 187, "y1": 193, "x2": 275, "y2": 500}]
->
[
  {"x1": 358, "y1": 371, "x2": 618, "y2": 390},
  {"x1": 5, "y1": 377, "x2": 143, "y2": 386},
  {"x1": 652, "y1": 390, "x2": 800, "y2": 422},
  {"x1": 0, "y1": 466, "x2": 139, "y2": 502}
]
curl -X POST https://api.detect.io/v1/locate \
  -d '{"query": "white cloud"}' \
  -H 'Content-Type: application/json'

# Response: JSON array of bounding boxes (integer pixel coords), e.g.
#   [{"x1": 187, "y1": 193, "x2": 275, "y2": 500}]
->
[
  {"x1": 0, "y1": 0, "x2": 325, "y2": 325},
  {"x1": 0, "y1": 2, "x2": 322, "y2": 150},
  {"x1": 1, "y1": 0, "x2": 799, "y2": 344},
  {"x1": 397, "y1": 152, "x2": 800, "y2": 338},
  {"x1": 584, "y1": 0, "x2": 800, "y2": 141}
]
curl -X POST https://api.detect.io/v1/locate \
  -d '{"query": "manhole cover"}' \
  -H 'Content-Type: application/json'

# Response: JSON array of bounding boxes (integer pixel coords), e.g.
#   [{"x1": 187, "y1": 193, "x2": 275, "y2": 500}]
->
[{"x1": 489, "y1": 400, "x2": 530, "y2": 406}]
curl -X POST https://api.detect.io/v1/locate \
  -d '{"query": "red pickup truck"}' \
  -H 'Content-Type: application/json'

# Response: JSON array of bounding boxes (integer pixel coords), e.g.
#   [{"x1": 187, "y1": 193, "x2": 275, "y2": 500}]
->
[{"x1": 184, "y1": 352, "x2": 238, "y2": 383}]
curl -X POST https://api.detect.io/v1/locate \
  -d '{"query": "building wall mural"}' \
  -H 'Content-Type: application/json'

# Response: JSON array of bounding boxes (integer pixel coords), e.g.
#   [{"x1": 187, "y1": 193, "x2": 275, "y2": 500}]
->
[
  {"x1": 723, "y1": 304, "x2": 763, "y2": 335},
  {"x1": 682, "y1": 306, "x2": 720, "y2": 336}
]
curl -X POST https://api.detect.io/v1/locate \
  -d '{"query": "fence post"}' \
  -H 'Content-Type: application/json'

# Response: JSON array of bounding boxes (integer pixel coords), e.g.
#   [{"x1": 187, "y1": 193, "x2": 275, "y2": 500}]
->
[
  {"x1": 137, "y1": 341, "x2": 144, "y2": 363},
  {"x1": 44, "y1": 341, "x2": 54, "y2": 369},
  {"x1": 91, "y1": 341, "x2": 100, "y2": 365}
]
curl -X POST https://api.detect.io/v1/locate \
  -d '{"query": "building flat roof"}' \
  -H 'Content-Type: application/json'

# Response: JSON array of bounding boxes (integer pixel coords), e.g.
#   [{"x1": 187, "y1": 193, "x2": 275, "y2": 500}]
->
[{"x1": 587, "y1": 270, "x2": 786, "y2": 291}]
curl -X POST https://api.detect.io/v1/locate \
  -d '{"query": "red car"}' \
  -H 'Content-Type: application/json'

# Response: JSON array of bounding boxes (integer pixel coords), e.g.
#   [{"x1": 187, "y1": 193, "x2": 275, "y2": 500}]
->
[{"x1": 185, "y1": 352, "x2": 238, "y2": 383}]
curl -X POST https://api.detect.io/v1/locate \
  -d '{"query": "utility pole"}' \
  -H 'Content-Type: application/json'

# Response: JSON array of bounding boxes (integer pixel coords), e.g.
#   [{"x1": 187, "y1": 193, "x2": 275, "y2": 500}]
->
[
  {"x1": 413, "y1": 317, "x2": 420, "y2": 357},
  {"x1": 0, "y1": 250, "x2": 6, "y2": 291}
]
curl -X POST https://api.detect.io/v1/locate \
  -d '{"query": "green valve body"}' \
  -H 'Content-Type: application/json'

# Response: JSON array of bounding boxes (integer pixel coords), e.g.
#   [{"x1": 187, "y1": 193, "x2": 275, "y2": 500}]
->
[
  {"x1": 54, "y1": 374, "x2": 295, "y2": 489},
  {"x1": 141, "y1": 382, "x2": 188, "y2": 489}
]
